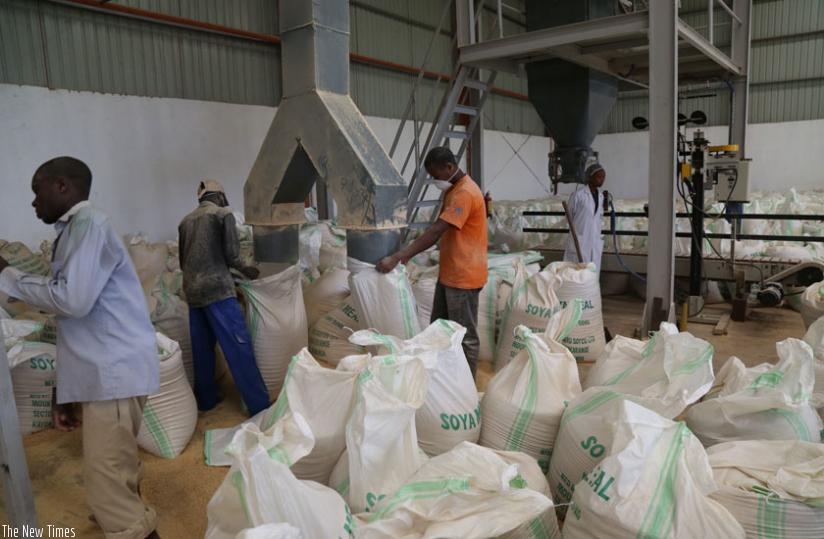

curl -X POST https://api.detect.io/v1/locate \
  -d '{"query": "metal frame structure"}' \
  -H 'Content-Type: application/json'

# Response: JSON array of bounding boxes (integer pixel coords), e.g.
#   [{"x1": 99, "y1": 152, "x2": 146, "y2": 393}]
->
[{"x1": 455, "y1": 0, "x2": 752, "y2": 333}]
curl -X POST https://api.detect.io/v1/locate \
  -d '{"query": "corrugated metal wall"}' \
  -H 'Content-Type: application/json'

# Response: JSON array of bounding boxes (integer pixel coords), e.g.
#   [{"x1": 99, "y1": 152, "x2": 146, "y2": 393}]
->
[{"x1": 1, "y1": 0, "x2": 821, "y2": 136}]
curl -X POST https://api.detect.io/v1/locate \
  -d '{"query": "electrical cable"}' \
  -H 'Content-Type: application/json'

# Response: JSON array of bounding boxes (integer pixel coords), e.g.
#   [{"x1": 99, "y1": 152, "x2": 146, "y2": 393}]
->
[{"x1": 607, "y1": 192, "x2": 647, "y2": 284}]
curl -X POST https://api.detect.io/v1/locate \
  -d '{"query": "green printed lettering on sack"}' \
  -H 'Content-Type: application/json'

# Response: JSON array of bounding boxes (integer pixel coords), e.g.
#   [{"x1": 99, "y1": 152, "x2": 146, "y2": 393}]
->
[
  {"x1": 365, "y1": 491, "x2": 387, "y2": 512},
  {"x1": 580, "y1": 436, "x2": 606, "y2": 458},
  {"x1": 340, "y1": 503, "x2": 355, "y2": 538},
  {"x1": 571, "y1": 504, "x2": 582, "y2": 520},
  {"x1": 538, "y1": 447, "x2": 552, "y2": 475},
  {"x1": 558, "y1": 299, "x2": 594, "y2": 311},
  {"x1": 439, "y1": 406, "x2": 481, "y2": 431},
  {"x1": 525, "y1": 304, "x2": 558, "y2": 318},
  {"x1": 341, "y1": 303, "x2": 359, "y2": 322},
  {"x1": 29, "y1": 356, "x2": 55, "y2": 371},
  {"x1": 582, "y1": 466, "x2": 615, "y2": 501}
]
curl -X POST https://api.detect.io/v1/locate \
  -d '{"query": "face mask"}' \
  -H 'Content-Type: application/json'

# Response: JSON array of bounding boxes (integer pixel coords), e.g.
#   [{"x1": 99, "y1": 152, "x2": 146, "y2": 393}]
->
[{"x1": 431, "y1": 168, "x2": 461, "y2": 191}]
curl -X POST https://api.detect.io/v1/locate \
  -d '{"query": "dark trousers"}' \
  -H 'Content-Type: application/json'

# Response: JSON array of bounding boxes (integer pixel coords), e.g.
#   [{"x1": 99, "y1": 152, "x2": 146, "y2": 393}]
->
[
  {"x1": 431, "y1": 281, "x2": 481, "y2": 377},
  {"x1": 189, "y1": 297, "x2": 270, "y2": 416}
]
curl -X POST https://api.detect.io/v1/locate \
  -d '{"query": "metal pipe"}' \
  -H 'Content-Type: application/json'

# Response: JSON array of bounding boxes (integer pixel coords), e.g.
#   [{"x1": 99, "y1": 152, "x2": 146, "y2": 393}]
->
[
  {"x1": 45, "y1": 0, "x2": 530, "y2": 102},
  {"x1": 522, "y1": 211, "x2": 824, "y2": 221},
  {"x1": 707, "y1": 0, "x2": 714, "y2": 45},
  {"x1": 521, "y1": 228, "x2": 824, "y2": 243}
]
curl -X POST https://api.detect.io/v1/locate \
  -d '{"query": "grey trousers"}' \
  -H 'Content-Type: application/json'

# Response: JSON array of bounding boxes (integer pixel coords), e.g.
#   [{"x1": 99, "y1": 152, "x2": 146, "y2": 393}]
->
[{"x1": 431, "y1": 281, "x2": 481, "y2": 377}]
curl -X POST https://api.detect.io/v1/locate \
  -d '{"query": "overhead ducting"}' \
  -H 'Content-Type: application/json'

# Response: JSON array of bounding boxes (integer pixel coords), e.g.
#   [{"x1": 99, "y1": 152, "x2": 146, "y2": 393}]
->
[{"x1": 244, "y1": 0, "x2": 407, "y2": 265}]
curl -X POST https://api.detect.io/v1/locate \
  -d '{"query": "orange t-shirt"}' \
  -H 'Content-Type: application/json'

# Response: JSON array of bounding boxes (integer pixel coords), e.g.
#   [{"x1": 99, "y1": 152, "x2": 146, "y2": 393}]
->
[{"x1": 438, "y1": 175, "x2": 489, "y2": 289}]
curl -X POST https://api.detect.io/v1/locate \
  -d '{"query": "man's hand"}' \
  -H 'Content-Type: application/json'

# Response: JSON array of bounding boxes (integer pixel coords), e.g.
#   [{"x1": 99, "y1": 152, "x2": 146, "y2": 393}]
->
[
  {"x1": 375, "y1": 255, "x2": 400, "y2": 274},
  {"x1": 0, "y1": 255, "x2": 9, "y2": 273},
  {"x1": 52, "y1": 402, "x2": 81, "y2": 432},
  {"x1": 241, "y1": 266, "x2": 260, "y2": 280}
]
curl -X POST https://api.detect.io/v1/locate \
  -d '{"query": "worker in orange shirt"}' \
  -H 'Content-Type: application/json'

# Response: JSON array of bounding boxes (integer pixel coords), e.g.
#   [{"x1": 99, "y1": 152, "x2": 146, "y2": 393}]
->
[{"x1": 377, "y1": 147, "x2": 488, "y2": 377}]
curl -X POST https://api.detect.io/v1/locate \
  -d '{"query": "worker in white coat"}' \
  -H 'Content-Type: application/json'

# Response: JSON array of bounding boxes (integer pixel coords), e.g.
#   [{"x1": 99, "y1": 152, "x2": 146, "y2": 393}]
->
[{"x1": 564, "y1": 163, "x2": 607, "y2": 272}]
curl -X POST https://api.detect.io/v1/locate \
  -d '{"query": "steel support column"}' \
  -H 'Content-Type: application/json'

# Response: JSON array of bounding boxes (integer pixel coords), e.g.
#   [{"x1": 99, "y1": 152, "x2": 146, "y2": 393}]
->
[
  {"x1": 643, "y1": 0, "x2": 679, "y2": 334},
  {"x1": 468, "y1": 78, "x2": 484, "y2": 190},
  {"x1": 730, "y1": 1, "x2": 752, "y2": 157}
]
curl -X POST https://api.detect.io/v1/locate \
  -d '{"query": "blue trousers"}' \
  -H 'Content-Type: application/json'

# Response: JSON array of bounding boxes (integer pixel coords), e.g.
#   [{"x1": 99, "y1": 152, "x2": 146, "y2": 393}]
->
[{"x1": 189, "y1": 297, "x2": 270, "y2": 416}]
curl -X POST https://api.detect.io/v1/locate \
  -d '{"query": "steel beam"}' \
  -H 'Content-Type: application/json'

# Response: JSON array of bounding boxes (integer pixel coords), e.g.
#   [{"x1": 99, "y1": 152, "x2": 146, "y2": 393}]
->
[
  {"x1": 676, "y1": 19, "x2": 742, "y2": 75},
  {"x1": 644, "y1": 0, "x2": 679, "y2": 333},
  {"x1": 459, "y1": 11, "x2": 648, "y2": 65},
  {"x1": 730, "y1": 1, "x2": 752, "y2": 157}
]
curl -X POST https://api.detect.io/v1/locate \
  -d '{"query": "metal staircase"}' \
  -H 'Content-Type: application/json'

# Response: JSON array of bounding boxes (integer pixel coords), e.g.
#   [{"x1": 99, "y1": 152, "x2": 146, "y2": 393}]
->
[{"x1": 403, "y1": 66, "x2": 497, "y2": 237}]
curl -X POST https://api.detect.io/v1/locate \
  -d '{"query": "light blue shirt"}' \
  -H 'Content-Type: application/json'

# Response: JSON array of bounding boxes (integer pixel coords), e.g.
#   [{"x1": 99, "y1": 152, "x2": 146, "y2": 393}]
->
[{"x1": 0, "y1": 202, "x2": 159, "y2": 404}]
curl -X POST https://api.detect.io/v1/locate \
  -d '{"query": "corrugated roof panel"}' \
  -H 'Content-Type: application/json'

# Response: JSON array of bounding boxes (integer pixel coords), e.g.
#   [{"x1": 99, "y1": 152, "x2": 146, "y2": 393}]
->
[
  {"x1": 0, "y1": 0, "x2": 47, "y2": 87},
  {"x1": 753, "y1": 0, "x2": 822, "y2": 39}
]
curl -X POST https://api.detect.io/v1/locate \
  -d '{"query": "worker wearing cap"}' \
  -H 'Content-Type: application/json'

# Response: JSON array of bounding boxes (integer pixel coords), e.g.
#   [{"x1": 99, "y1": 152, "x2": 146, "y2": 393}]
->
[
  {"x1": 376, "y1": 147, "x2": 488, "y2": 377},
  {"x1": 178, "y1": 180, "x2": 269, "y2": 416},
  {"x1": 0, "y1": 157, "x2": 160, "y2": 538},
  {"x1": 564, "y1": 163, "x2": 607, "y2": 272}
]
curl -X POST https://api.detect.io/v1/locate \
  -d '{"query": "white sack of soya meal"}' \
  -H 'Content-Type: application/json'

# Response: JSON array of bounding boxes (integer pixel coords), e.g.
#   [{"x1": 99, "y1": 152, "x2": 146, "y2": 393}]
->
[
  {"x1": 308, "y1": 296, "x2": 366, "y2": 366},
  {"x1": 347, "y1": 258, "x2": 420, "y2": 339},
  {"x1": 233, "y1": 523, "x2": 302, "y2": 539},
  {"x1": 137, "y1": 333, "x2": 197, "y2": 458},
  {"x1": 494, "y1": 261, "x2": 560, "y2": 371},
  {"x1": 707, "y1": 440, "x2": 824, "y2": 539},
  {"x1": 205, "y1": 413, "x2": 356, "y2": 539},
  {"x1": 802, "y1": 317, "x2": 824, "y2": 418},
  {"x1": 410, "y1": 265, "x2": 439, "y2": 330},
  {"x1": 562, "y1": 417, "x2": 744, "y2": 539},
  {"x1": 238, "y1": 265, "x2": 308, "y2": 397},
  {"x1": 583, "y1": 322, "x2": 715, "y2": 419},
  {"x1": 354, "y1": 442, "x2": 553, "y2": 539},
  {"x1": 205, "y1": 349, "x2": 360, "y2": 486},
  {"x1": 3, "y1": 319, "x2": 57, "y2": 435},
  {"x1": 480, "y1": 300, "x2": 583, "y2": 475},
  {"x1": 686, "y1": 339, "x2": 823, "y2": 447},
  {"x1": 328, "y1": 356, "x2": 429, "y2": 514},
  {"x1": 146, "y1": 273, "x2": 193, "y2": 385},
  {"x1": 493, "y1": 450, "x2": 562, "y2": 539},
  {"x1": 545, "y1": 262, "x2": 606, "y2": 360},
  {"x1": 125, "y1": 234, "x2": 168, "y2": 286},
  {"x1": 348, "y1": 320, "x2": 479, "y2": 456},
  {"x1": 302, "y1": 267, "x2": 350, "y2": 327},
  {"x1": 582, "y1": 334, "x2": 646, "y2": 389},
  {"x1": 800, "y1": 280, "x2": 824, "y2": 328}
]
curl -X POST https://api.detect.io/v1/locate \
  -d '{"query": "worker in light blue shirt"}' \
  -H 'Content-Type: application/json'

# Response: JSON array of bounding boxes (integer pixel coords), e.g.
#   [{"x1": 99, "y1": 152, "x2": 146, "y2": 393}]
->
[{"x1": 0, "y1": 157, "x2": 160, "y2": 539}]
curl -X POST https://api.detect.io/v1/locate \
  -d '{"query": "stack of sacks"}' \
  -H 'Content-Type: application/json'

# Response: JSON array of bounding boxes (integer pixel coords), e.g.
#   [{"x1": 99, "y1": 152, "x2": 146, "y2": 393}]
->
[
  {"x1": 582, "y1": 334, "x2": 645, "y2": 389},
  {"x1": 302, "y1": 268, "x2": 350, "y2": 327},
  {"x1": 356, "y1": 442, "x2": 555, "y2": 539},
  {"x1": 0, "y1": 240, "x2": 50, "y2": 316},
  {"x1": 562, "y1": 404, "x2": 745, "y2": 539},
  {"x1": 125, "y1": 234, "x2": 169, "y2": 286},
  {"x1": 495, "y1": 261, "x2": 560, "y2": 371},
  {"x1": 298, "y1": 217, "x2": 323, "y2": 284},
  {"x1": 137, "y1": 334, "x2": 197, "y2": 458},
  {"x1": 707, "y1": 440, "x2": 824, "y2": 539},
  {"x1": 205, "y1": 413, "x2": 356, "y2": 539},
  {"x1": 545, "y1": 262, "x2": 605, "y2": 360},
  {"x1": 237, "y1": 265, "x2": 308, "y2": 398},
  {"x1": 549, "y1": 323, "x2": 715, "y2": 508},
  {"x1": 204, "y1": 350, "x2": 360, "y2": 486},
  {"x1": 348, "y1": 320, "x2": 480, "y2": 456},
  {"x1": 410, "y1": 265, "x2": 439, "y2": 329},
  {"x1": 144, "y1": 272, "x2": 193, "y2": 384},
  {"x1": 480, "y1": 301, "x2": 583, "y2": 474},
  {"x1": 800, "y1": 280, "x2": 824, "y2": 329},
  {"x1": 234, "y1": 212, "x2": 255, "y2": 269},
  {"x1": 348, "y1": 258, "x2": 420, "y2": 340},
  {"x1": 307, "y1": 297, "x2": 366, "y2": 366},
  {"x1": 686, "y1": 339, "x2": 823, "y2": 446},
  {"x1": 2, "y1": 319, "x2": 57, "y2": 435},
  {"x1": 802, "y1": 317, "x2": 824, "y2": 419},
  {"x1": 329, "y1": 356, "x2": 429, "y2": 513}
]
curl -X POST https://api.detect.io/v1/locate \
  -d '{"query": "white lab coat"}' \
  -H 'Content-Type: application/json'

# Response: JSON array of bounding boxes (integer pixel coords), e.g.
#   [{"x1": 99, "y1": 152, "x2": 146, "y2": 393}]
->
[{"x1": 563, "y1": 184, "x2": 604, "y2": 272}]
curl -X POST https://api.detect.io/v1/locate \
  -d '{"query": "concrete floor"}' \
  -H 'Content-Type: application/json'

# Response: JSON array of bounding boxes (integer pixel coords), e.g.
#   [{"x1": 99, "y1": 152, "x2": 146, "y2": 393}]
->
[{"x1": 0, "y1": 295, "x2": 810, "y2": 537}]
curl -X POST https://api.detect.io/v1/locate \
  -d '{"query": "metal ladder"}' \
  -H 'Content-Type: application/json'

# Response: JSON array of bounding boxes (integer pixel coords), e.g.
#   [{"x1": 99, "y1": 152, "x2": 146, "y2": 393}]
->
[{"x1": 402, "y1": 65, "x2": 497, "y2": 239}]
